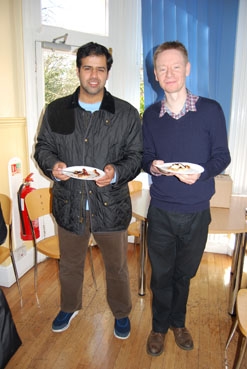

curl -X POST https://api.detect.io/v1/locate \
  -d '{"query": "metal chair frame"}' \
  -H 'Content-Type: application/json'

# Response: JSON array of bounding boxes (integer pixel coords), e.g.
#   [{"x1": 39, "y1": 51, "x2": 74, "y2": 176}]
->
[{"x1": 225, "y1": 289, "x2": 247, "y2": 369}]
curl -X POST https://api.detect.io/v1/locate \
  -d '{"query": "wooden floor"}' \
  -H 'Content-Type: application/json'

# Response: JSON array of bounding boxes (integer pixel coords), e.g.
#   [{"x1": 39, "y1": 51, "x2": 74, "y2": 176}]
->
[{"x1": 2, "y1": 244, "x2": 247, "y2": 369}]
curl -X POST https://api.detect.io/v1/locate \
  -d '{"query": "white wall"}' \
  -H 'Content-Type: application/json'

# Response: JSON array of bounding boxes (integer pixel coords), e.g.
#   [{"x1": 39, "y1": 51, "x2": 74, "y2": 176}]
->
[
  {"x1": 0, "y1": 0, "x2": 25, "y2": 117},
  {"x1": 227, "y1": 0, "x2": 247, "y2": 195}
]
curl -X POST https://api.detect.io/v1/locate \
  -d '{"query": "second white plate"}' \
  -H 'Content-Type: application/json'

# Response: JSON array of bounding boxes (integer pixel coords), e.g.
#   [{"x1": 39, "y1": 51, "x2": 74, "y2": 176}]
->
[{"x1": 156, "y1": 162, "x2": 204, "y2": 175}]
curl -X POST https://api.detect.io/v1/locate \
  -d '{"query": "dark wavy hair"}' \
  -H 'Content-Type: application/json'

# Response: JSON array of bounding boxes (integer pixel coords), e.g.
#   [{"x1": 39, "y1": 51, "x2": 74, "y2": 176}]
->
[{"x1": 76, "y1": 42, "x2": 113, "y2": 71}]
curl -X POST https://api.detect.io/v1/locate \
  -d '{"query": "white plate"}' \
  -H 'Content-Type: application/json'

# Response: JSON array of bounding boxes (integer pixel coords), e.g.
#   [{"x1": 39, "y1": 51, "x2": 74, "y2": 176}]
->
[
  {"x1": 155, "y1": 162, "x2": 204, "y2": 175},
  {"x1": 62, "y1": 166, "x2": 105, "y2": 180}
]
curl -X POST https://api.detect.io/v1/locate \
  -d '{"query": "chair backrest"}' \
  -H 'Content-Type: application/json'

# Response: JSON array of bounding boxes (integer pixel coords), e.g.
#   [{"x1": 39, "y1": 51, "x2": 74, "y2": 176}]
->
[
  {"x1": 237, "y1": 289, "x2": 247, "y2": 337},
  {"x1": 0, "y1": 194, "x2": 11, "y2": 226},
  {"x1": 25, "y1": 187, "x2": 53, "y2": 222},
  {"x1": 128, "y1": 180, "x2": 142, "y2": 194}
]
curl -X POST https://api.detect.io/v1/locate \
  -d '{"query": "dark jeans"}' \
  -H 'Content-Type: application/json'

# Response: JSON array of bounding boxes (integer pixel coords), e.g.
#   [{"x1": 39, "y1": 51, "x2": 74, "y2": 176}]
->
[
  {"x1": 147, "y1": 206, "x2": 211, "y2": 333},
  {"x1": 58, "y1": 213, "x2": 132, "y2": 319}
]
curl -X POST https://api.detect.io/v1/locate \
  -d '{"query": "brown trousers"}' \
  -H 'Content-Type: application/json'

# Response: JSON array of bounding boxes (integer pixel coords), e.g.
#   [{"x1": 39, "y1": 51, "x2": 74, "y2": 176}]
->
[{"x1": 57, "y1": 216, "x2": 132, "y2": 319}]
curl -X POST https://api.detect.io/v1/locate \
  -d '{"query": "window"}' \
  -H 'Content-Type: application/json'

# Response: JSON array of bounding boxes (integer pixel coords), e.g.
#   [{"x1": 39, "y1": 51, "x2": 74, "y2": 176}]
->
[
  {"x1": 43, "y1": 50, "x2": 79, "y2": 106},
  {"x1": 23, "y1": 0, "x2": 142, "y2": 167},
  {"x1": 41, "y1": 0, "x2": 109, "y2": 36}
]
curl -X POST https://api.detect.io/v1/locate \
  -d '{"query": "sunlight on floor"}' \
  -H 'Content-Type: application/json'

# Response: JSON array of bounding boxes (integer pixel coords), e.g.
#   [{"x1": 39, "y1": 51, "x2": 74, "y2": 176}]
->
[
  {"x1": 224, "y1": 253, "x2": 247, "y2": 287},
  {"x1": 243, "y1": 254, "x2": 247, "y2": 273},
  {"x1": 224, "y1": 266, "x2": 231, "y2": 286}
]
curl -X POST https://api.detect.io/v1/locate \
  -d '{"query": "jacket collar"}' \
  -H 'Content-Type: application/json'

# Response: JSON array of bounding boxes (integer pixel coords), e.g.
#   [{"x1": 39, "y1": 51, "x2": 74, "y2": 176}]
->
[{"x1": 71, "y1": 87, "x2": 115, "y2": 114}]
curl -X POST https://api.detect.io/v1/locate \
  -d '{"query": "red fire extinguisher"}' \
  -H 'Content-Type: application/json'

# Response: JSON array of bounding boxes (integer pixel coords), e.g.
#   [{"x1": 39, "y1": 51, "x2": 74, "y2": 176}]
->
[{"x1": 17, "y1": 173, "x2": 40, "y2": 241}]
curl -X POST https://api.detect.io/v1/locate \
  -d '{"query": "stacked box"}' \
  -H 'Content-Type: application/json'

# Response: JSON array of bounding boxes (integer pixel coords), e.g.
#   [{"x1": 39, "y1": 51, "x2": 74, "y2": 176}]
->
[{"x1": 210, "y1": 174, "x2": 233, "y2": 208}]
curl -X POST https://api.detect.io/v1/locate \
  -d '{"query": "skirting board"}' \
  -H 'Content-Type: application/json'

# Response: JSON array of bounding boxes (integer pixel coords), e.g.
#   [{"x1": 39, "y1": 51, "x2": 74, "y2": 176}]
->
[
  {"x1": 0, "y1": 247, "x2": 47, "y2": 287},
  {"x1": 205, "y1": 240, "x2": 233, "y2": 255},
  {"x1": 205, "y1": 234, "x2": 234, "y2": 256}
]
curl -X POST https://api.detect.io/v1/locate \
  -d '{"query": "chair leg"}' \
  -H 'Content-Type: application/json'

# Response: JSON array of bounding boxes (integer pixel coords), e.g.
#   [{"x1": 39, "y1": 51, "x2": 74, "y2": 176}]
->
[
  {"x1": 88, "y1": 245, "x2": 97, "y2": 290},
  {"x1": 235, "y1": 336, "x2": 247, "y2": 369},
  {"x1": 10, "y1": 252, "x2": 23, "y2": 307},
  {"x1": 226, "y1": 318, "x2": 238, "y2": 350},
  {"x1": 134, "y1": 235, "x2": 140, "y2": 248},
  {"x1": 34, "y1": 248, "x2": 40, "y2": 307},
  {"x1": 225, "y1": 318, "x2": 238, "y2": 368}
]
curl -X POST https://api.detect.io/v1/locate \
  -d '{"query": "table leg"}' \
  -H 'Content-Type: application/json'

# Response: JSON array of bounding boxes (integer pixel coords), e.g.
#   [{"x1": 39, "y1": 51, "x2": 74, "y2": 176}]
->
[
  {"x1": 228, "y1": 232, "x2": 247, "y2": 315},
  {"x1": 230, "y1": 233, "x2": 242, "y2": 276},
  {"x1": 138, "y1": 219, "x2": 147, "y2": 296}
]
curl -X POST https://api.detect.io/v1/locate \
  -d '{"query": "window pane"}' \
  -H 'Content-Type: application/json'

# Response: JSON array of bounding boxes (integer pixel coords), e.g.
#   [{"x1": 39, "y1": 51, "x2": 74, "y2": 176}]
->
[
  {"x1": 41, "y1": 0, "x2": 108, "y2": 36},
  {"x1": 43, "y1": 50, "x2": 78, "y2": 106}
]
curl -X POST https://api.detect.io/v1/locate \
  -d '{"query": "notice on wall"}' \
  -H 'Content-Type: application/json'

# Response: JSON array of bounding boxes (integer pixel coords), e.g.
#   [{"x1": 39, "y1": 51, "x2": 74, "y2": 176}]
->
[{"x1": 8, "y1": 157, "x2": 23, "y2": 250}]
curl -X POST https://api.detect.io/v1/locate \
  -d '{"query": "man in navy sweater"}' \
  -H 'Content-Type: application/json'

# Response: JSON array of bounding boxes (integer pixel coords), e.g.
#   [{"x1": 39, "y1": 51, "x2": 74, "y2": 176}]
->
[{"x1": 142, "y1": 41, "x2": 231, "y2": 356}]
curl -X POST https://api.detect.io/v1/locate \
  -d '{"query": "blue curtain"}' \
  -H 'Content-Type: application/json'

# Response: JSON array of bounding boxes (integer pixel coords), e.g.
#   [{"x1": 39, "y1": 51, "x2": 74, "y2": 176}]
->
[{"x1": 141, "y1": 0, "x2": 239, "y2": 131}]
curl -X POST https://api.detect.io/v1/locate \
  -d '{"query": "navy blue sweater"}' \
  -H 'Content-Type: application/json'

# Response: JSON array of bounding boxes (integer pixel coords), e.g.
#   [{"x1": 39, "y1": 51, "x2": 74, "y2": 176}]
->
[{"x1": 142, "y1": 97, "x2": 231, "y2": 213}]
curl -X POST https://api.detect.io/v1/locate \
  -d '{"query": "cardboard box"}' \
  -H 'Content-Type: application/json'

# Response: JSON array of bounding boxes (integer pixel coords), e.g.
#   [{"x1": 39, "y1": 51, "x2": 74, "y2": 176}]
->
[{"x1": 210, "y1": 174, "x2": 233, "y2": 208}]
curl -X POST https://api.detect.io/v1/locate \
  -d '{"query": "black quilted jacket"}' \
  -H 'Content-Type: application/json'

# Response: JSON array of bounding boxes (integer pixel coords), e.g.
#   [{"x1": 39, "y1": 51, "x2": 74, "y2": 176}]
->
[{"x1": 34, "y1": 87, "x2": 143, "y2": 234}]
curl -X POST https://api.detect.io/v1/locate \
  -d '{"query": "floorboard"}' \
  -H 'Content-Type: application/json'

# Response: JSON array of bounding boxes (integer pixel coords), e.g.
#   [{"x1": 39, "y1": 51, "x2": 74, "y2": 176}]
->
[{"x1": 1, "y1": 244, "x2": 247, "y2": 369}]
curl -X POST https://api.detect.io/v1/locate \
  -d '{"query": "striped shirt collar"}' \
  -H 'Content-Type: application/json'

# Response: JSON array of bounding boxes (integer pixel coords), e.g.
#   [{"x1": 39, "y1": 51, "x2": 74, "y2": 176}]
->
[{"x1": 159, "y1": 89, "x2": 199, "y2": 119}]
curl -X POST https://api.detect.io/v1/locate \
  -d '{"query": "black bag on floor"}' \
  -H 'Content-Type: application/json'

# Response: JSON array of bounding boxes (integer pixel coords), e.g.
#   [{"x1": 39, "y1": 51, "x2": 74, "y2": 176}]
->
[
  {"x1": 0, "y1": 204, "x2": 7, "y2": 245},
  {"x1": 0, "y1": 288, "x2": 22, "y2": 369}
]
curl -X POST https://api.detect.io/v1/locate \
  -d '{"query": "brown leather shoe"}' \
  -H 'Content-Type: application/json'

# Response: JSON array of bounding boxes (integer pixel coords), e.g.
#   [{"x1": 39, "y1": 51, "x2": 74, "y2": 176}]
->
[
  {"x1": 146, "y1": 330, "x2": 166, "y2": 356},
  {"x1": 171, "y1": 327, "x2": 194, "y2": 350}
]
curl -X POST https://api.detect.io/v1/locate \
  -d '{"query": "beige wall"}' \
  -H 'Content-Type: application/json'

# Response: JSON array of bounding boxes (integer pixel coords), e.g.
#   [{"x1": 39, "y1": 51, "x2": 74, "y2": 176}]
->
[
  {"x1": 0, "y1": 117, "x2": 29, "y2": 194},
  {"x1": 0, "y1": 0, "x2": 28, "y2": 195}
]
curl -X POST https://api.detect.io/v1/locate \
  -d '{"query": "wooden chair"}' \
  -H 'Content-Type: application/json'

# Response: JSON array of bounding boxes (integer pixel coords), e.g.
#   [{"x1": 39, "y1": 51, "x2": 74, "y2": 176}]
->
[
  {"x1": 0, "y1": 194, "x2": 23, "y2": 307},
  {"x1": 128, "y1": 180, "x2": 142, "y2": 245},
  {"x1": 225, "y1": 288, "x2": 247, "y2": 369},
  {"x1": 24, "y1": 187, "x2": 97, "y2": 304}
]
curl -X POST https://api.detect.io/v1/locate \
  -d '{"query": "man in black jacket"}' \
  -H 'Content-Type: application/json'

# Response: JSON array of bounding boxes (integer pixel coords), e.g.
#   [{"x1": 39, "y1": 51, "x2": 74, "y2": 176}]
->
[{"x1": 34, "y1": 42, "x2": 143, "y2": 339}]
